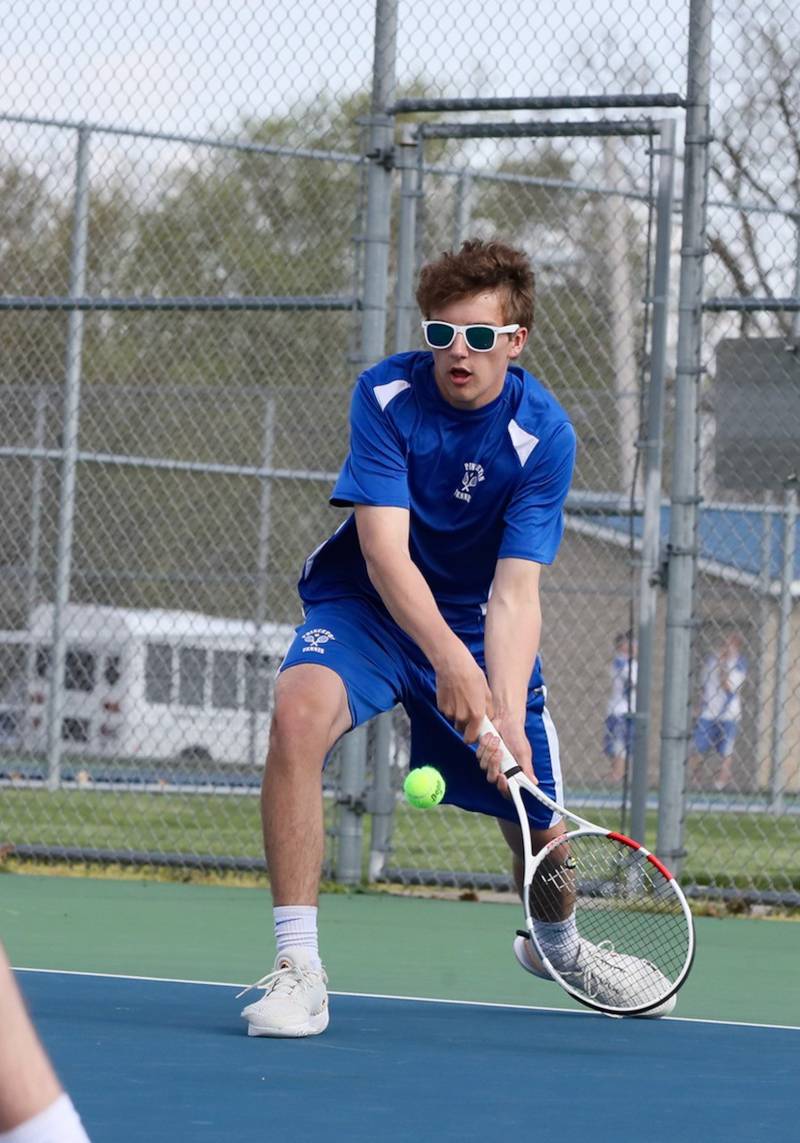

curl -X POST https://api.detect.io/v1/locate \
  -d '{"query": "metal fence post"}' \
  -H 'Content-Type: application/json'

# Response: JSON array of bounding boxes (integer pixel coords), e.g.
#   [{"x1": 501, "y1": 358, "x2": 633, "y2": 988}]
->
[
  {"x1": 249, "y1": 393, "x2": 276, "y2": 768},
  {"x1": 335, "y1": 725, "x2": 369, "y2": 884},
  {"x1": 602, "y1": 136, "x2": 640, "y2": 497},
  {"x1": 394, "y1": 125, "x2": 419, "y2": 353},
  {"x1": 23, "y1": 387, "x2": 48, "y2": 693},
  {"x1": 755, "y1": 495, "x2": 774, "y2": 776},
  {"x1": 45, "y1": 124, "x2": 91, "y2": 790},
  {"x1": 451, "y1": 168, "x2": 473, "y2": 250},
  {"x1": 334, "y1": 0, "x2": 398, "y2": 883},
  {"x1": 769, "y1": 478, "x2": 797, "y2": 814},
  {"x1": 358, "y1": 0, "x2": 397, "y2": 367},
  {"x1": 792, "y1": 212, "x2": 800, "y2": 343},
  {"x1": 368, "y1": 711, "x2": 395, "y2": 881},
  {"x1": 630, "y1": 118, "x2": 676, "y2": 844},
  {"x1": 656, "y1": 0, "x2": 714, "y2": 871}
]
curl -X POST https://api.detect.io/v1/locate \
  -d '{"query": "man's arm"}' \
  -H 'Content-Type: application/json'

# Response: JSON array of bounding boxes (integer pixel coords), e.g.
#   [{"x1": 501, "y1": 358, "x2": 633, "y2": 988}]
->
[
  {"x1": 482, "y1": 557, "x2": 542, "y2": 792},
  {"x1": 354, "y1": 504, "x2": 491, "y2": 740}
]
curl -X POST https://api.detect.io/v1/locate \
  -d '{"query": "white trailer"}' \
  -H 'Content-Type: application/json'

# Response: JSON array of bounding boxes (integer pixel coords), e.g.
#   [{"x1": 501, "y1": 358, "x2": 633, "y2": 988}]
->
[{"x1": 23, "y1": 603, "x2": 295, "y2": 766}]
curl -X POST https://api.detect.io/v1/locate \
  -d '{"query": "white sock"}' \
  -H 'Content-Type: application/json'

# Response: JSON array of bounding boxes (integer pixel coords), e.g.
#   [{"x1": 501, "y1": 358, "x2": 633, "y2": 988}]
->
[
  {"x1": 273, "y1": 905, "x2": 321, "y2": 968},
  {"x1": 532, "y1": 913, "x2": 580, "y2": 970},
  {"x1": 0, "y1": 1093, "x2": 92, "y2": 1143}
]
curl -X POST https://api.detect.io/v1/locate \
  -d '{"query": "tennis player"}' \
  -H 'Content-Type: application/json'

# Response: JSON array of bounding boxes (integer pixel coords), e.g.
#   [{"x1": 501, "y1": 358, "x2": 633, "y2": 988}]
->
[
  {"x1": 0, "y1": 943, "x2": 92, "y2": 1142},
  {"x1": 241, "y1": 239, "x2": 583, "y2": 1037}
]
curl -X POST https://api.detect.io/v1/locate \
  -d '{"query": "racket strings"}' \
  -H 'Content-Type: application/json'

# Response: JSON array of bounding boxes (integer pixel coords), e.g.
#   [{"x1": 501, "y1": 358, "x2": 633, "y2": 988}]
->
[{"x1": 529, "y1": 834, "x2": 692, "y2": 1013}]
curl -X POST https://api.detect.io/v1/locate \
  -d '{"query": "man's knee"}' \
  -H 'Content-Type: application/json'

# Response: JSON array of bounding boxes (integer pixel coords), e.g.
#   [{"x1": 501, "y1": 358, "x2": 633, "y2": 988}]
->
[{"x1": 269, "y1": 665, "x2": 351, "y2": 755}]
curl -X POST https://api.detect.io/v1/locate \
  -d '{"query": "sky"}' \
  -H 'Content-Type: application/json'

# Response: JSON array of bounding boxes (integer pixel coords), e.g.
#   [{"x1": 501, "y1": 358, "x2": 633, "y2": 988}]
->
[{"x1": 0, "y1": 0, "x2": 693, "y2": 138}]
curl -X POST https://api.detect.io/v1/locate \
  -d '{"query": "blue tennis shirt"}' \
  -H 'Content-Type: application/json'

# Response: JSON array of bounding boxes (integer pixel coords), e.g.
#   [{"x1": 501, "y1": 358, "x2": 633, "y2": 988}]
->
[{"x1": 299, "y1": 350, "x2": 576, "y2": 632}]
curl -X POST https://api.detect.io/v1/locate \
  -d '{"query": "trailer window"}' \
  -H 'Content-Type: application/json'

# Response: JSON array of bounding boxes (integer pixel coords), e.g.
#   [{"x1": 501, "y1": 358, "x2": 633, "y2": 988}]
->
[
  {"x1": 65, "y1": 650, "x2": 95, "y2": 692},
  {"x1": 35, "y1": 647, "x2": 50, "y2": 678},
  {"x1": 211, "y1": 651, "x2": 239, "y2": 710},
  {"x1": 62, "y1": 717, "x2": 90, "y2": 742},
  {"x1": 145, "y1": 643, "x2": 172, "y2": 704},
  {"x1": 104, "y1": 655, "x2": 121, "y2": 686},
  {"x1": 178, "y1": 647, "x2": 206, "y2": 708}
]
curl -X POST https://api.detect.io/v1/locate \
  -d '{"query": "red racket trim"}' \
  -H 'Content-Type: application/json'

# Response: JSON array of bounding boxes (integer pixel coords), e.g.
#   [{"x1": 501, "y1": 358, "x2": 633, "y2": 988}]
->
[
  {"x1": 646, "y1": 853, "x2": 675, "y2": 880},
  {"x1": 607, "y1": 831, "x2": 641, "y2": 850},
  {"x1": 607, "y1": 831, "x2": 676, "y2": 881}
]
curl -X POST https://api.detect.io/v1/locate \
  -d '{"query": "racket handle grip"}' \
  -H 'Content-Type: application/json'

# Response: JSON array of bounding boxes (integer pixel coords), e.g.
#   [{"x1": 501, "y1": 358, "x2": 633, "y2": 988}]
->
[{"x1": 477, "y1": 716, "x2": 519, "y2": 776}]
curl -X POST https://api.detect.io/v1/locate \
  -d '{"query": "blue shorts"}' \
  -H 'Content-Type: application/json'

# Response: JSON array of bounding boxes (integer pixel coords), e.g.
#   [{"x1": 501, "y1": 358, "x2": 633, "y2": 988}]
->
[
  {"x1": 280, "y1": 597, "x2": 563, "y2": 830},
  {"x1": 603, "y1": 714, "x2": 634, "y2": 758},
  {"x1": 693, "y1": 717, "x2": 738, "y2": 758}
]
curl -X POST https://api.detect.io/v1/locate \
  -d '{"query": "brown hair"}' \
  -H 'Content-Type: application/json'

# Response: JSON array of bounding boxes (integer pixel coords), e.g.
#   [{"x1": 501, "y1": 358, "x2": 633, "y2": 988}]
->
[{"x1": 415, "y1": 239, "x2": 535, "y2": 330}]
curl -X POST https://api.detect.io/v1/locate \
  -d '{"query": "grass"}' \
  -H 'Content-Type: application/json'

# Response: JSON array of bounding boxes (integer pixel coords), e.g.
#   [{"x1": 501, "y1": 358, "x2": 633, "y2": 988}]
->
[
  {"x1": 1, "y1": 785, "x2": 799, "y2": 900},
  {"x1": 388, "y1": 801, "x2": 800, "y2": 895}
]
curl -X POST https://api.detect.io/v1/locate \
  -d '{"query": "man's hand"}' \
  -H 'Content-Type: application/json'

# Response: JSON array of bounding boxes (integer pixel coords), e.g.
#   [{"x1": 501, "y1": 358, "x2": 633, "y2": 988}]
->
[
  {"x1": 476, "y1": 716, "x2": 536, "y2": 798},
  {"x1": 433, "y1": 639, "x2": 493, "y2": 744}
]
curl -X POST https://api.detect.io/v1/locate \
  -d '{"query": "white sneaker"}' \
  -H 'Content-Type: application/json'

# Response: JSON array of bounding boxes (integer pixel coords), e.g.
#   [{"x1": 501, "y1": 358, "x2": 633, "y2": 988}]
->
[
  {"x1": 238, "y1": 948, "x2": 329, "y2": 1037},
  {"x1": 562, "y1": 939, "x2": 676, "y2": 1017},
  {"x1": 513, "y1": 932, "x2": 553, "y2": 982},
  {"x1": 513, "y1": 933, "x2": 676, "y2": 1017}
]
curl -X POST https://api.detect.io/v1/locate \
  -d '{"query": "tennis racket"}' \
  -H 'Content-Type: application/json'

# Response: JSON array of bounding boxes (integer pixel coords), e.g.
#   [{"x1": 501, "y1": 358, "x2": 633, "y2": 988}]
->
[{"x1": 479, "y1": 716, "x2": 695, "y2": 1018}]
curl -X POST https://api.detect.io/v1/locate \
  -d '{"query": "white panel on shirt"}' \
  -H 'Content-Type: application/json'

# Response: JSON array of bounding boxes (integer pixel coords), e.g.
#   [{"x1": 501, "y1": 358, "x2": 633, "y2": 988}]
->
[
  {"x1": 507, "y1": 418, "x2": 539, "y2": 466},
  {"x1": 373, "y1": 379, "x2": 411, "y2": 410}
]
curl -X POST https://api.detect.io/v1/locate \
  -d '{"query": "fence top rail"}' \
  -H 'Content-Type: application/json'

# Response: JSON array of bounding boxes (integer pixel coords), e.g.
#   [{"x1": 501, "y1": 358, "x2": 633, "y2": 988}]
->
[
  {"x1": 418, "y1": 118, "x2": 665, "y2": 141},
  {"x1": 3, "y1": 110, "x2": 796, "y2": 221},
  {"x1": 0, "y1": 111, "x2": 364, "y2": 166},
  {"x1": 704, "y1": 297, "x2": 800, "y2": 313},
  {"x1": 0, "y1": 295, "x2": 360, "y2": 313},
  {"x1": 390, "y1": 93, "x2": 686, "y2": 114}
]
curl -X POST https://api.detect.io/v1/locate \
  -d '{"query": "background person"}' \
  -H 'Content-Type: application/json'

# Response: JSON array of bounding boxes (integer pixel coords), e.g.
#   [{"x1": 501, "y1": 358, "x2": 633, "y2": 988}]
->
[
  {"x1": 604, "y1": 630, "x2": 638, "y2": 784},
  {"x1": 689, "y1": 632, "x2": 747, "y2": 791}
]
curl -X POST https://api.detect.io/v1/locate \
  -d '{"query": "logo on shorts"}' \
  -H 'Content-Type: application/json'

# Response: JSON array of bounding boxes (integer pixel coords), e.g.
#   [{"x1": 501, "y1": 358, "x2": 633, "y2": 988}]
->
[
  {"x1": 454, "y1": 461, "x2": 485, "y2": 502},
  {"x1": 302, "y1": 628, "x2": 335, "y2": 654}
]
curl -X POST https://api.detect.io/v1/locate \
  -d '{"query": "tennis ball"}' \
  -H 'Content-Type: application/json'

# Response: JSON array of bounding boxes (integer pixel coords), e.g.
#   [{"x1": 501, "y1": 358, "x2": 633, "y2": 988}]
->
[{"x1": 404, "y1": 766, "x2": 445, "y2": 809}]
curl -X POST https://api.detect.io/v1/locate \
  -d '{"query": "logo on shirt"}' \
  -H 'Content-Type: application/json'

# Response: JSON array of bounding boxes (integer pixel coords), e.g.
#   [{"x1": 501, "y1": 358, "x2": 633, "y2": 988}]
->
[
  {"x1": 454, "y1": 461, "x2": 485, "y2": 502},
  {"x1": 301, "y1": 628, "x2": 335, "y2": 654}
]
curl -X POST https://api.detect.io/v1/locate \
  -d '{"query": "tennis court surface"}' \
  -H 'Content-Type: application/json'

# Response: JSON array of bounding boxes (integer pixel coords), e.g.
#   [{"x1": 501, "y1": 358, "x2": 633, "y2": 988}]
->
[{"x1": 4, "y1": 875, "x2": 798, "y2": 1143}]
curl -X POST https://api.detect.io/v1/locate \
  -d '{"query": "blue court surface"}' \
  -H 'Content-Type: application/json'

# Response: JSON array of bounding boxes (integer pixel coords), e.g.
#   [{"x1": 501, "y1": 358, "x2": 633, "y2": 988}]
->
[{"x1": 17, "y1": 968, "x2": 799, "y2": 1143}]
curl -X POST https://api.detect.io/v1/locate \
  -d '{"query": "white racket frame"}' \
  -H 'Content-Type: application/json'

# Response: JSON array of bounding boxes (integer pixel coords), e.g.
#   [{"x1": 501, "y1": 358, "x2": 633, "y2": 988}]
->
[{"x1": 479, "y1": 716, "x2": 696, "y2": 1016}]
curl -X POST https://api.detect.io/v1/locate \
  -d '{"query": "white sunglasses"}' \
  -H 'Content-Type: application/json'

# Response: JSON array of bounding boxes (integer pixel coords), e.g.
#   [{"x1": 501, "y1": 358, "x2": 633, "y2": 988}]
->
[{"x1": 421, "y1": 320, "x2": 520, "y2": 353}]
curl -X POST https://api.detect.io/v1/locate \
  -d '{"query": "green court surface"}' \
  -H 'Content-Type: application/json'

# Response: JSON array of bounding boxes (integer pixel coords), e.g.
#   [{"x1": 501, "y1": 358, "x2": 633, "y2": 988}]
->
[{"x1": 1, "y1": 873, "x2": 797, "y2": 1027}]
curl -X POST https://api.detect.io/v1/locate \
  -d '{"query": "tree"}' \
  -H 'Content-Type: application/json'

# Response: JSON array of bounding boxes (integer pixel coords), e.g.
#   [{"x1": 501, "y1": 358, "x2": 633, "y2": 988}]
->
[{"x1": 707, "y1": 14, "x2": 800, "y2": 337}]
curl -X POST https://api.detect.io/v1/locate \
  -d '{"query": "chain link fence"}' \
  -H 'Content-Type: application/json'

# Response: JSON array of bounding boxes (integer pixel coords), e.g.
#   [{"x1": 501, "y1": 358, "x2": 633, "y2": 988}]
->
[{"x1": 1, "y1": 0, "x2": 798, "y2": 907}]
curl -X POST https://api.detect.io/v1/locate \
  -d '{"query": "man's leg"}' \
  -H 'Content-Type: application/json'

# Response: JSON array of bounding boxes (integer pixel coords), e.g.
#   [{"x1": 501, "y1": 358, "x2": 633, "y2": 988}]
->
[
  {"x1": 688, "y1": 752, "x2": 705, "y2": 788},
  {"x1": 261, "y1": 663, "x2": 351, "y2": 906},
  {"x1": 241, "y1": 663, "x2": 351, "y2": 1038},
  {"x1": 605, "y1": 717, "x2": 626, "y2": 784},
  {"x1": 689, "y1": 719, "x2": 714, "y2": 788},
  {"x1": 498, "y1": 817, "x2": 566, "y2": 905},
  {"x1": 498, "y1": 817, "x2": 580, "y2": 975},
  {"x1": 714, "y1": 754, "x2": 733, "y2": 790},
  {"x1": 714, "y1": 724, "x2": 737, "y2": 790},
  {"x1": 610, "y1": 752, "x2": 626, "y2": 784}
]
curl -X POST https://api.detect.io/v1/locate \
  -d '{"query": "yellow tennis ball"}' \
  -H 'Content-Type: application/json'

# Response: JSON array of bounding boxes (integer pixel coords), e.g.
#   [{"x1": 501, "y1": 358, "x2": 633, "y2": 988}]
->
[{"x1": 404, "y1": 766, "x2": 445, "y2": 809}]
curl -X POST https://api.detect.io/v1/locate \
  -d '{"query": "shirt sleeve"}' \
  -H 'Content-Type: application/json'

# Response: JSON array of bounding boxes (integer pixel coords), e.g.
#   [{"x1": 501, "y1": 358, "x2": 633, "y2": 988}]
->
[
  {"x1": 330, "y1": 373, "x2": 410, "y2": 508},
  {"x1": 499, "y1": 421, "x2": 577, "y2": 564}
]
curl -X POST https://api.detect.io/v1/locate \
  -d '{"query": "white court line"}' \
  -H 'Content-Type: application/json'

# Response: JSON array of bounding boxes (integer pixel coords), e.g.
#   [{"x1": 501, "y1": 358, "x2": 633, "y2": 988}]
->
[{"x1": 13, "y1": 966, "x2": 800, "y2": 1033}]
